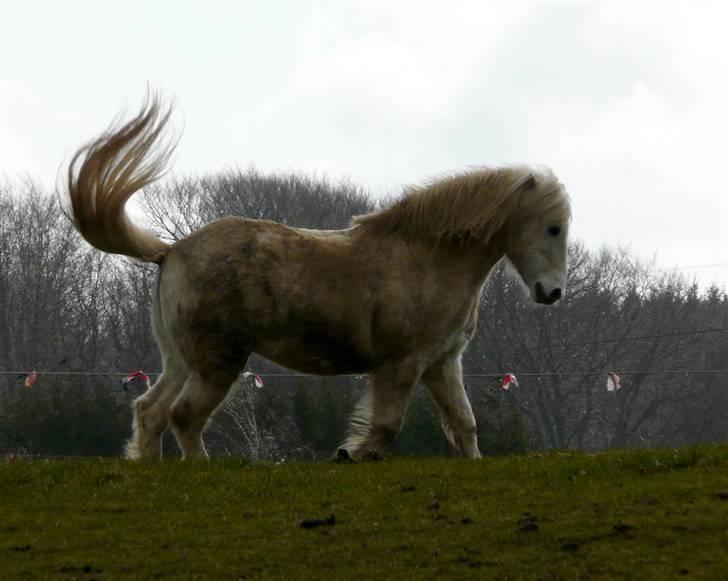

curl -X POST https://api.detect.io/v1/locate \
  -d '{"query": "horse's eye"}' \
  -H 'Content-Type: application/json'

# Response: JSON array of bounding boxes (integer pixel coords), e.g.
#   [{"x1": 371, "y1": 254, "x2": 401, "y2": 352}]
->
[{"x1": 547, "y1": 225, "x2": 561, "y2": 236}]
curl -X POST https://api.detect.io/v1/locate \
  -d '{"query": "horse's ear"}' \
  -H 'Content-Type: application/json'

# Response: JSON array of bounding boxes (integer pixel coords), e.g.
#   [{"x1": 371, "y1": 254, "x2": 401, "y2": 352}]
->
[{"x1": 522, "y1": 174, "x2": 537, "y2": 190}]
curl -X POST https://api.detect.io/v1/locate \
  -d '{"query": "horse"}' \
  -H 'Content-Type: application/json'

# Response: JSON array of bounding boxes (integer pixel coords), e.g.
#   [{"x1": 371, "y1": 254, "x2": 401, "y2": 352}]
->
[{"x1": 66, "y1": 93, "x2": 571, "y2": 460}]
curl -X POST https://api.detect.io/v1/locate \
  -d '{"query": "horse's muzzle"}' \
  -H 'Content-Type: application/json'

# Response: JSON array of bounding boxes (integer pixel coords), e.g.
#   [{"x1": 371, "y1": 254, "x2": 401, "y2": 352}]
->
[{"x1": 534, "y1": 282, "x2": 562, "y2": 305}]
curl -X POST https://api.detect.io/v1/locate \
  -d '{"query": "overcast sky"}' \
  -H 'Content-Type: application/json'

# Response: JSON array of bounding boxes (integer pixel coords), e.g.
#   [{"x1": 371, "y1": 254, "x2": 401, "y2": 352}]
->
[{"x1": 1, "y1": 2, "x2": 726, "y2": 289}]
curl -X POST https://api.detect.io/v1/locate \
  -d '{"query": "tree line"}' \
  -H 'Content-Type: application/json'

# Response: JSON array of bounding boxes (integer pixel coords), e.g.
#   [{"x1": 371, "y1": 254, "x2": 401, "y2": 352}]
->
[{"x1": 0, "y1": 171, "x2": 725, "y2": 458}]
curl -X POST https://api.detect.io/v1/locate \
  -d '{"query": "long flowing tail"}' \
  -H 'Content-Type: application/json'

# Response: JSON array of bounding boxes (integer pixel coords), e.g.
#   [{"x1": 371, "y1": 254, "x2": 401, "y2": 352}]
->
[{"x1": 67, "y1": 93, "x2": 175, "y2": 263}]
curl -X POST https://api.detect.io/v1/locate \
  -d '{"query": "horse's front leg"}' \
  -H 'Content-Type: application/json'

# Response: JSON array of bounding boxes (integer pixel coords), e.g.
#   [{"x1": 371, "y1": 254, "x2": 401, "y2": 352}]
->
[
  {"x1": 340, "y1": 359, "x2": 421, "y2": 460},
  {"x1": 422, "y1": 355, "x2": 481, "y2": 459}
]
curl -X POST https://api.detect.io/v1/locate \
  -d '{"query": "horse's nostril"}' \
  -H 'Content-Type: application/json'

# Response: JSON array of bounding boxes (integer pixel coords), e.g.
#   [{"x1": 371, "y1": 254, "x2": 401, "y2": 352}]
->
[
  {"x1": 535, "y1": 281, "x2": 546, "y2": 300},
  {"x1": 551, "y1": 288, "x2": 562, "y2": 301}
]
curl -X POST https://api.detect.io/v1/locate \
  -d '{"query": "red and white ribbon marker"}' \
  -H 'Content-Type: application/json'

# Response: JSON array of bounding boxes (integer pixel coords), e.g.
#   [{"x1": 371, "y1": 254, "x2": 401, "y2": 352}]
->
[
  {"x1": 122, "y1": 370, "x2": 151, "y2": 389},
  {"x1": 242, "y1": 372, "x2": 264, "y2": 389},
  {"x1": 606, "y1": 371, "x2": 621, "y2": 392},
  {"x1": 501, "y1": 373, "x2": 518, "y2": 390},
  {"x1": 24, "y1": 371, "x2": 37, "y2": 388}
]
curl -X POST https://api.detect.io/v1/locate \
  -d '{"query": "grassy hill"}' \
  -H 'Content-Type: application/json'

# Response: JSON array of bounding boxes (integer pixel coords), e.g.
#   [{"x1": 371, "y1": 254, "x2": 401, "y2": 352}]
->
[{"x1": 2, "y1": 445, "x2": 728, "y2": 579}]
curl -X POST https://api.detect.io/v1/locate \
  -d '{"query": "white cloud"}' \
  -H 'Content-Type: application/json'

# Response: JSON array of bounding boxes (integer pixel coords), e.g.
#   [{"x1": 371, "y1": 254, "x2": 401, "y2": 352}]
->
[
  {"x1": 232, "y1": 3, "x2": 529, "y2": 192},
  {"x1": 288, "y1": 3, "x2": 526, "y2": 121},
  {"x1": 0, "y1": 78, "x2": 85, "y2": 188}
]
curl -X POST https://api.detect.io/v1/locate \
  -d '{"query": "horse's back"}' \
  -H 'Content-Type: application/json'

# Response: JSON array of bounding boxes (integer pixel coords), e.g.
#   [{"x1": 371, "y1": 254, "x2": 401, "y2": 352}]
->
[{"x1": 156, "y1": 217, "x2": 376, "y2": 374}]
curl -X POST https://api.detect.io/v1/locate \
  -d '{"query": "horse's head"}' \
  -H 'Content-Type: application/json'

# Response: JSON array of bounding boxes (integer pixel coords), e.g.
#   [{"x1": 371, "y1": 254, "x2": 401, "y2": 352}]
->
[{"x1": 503, "y1": 173, "x2": 571, "y2": 305}]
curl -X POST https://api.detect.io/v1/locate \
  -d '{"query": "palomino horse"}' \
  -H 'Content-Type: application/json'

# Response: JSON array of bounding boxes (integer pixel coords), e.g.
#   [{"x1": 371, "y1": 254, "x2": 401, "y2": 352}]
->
[{"x1": 67, "y1": 94, "x2": 571, "y2": 460}]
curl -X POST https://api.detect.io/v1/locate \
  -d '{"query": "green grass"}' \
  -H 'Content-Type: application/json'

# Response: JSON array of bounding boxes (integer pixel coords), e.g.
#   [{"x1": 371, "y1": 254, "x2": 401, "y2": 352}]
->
[{"x1": 2, "y1": 446, "x2": 728, "y2": 579}]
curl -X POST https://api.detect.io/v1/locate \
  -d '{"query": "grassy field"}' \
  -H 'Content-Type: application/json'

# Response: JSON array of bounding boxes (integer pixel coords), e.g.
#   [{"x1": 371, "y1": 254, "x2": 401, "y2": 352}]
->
[{"x1": 2, "y1": 446, "x2": 728, "y2": 579}]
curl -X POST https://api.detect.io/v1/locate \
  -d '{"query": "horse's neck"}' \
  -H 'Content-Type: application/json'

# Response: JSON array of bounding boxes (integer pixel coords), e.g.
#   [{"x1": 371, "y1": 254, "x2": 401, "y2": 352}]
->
[
  {"x1": 455, "y1": 230, "x2": 507, "y2": 287},
  {"x1": 351, "y1": 225, "x2": 506, "y2": 290}
]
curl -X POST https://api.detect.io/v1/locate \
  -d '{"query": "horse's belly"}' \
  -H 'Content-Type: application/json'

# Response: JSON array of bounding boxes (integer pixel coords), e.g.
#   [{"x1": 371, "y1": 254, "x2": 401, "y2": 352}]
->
[{"x1": 255, "y1": 336, "x2": 374, "y2": 376}]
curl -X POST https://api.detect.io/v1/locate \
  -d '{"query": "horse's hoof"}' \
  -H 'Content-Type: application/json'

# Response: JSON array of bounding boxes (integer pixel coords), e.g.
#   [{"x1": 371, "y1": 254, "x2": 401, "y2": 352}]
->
[{"x1": 331, "y1": 448, "x2": 355, "y2": 464}]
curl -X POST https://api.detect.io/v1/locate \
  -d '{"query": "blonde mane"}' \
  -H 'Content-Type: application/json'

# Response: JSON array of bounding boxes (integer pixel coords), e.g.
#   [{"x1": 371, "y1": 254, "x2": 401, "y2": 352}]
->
[{"x1": 353, "y1": 166, "x2": 569, "y2": 244}]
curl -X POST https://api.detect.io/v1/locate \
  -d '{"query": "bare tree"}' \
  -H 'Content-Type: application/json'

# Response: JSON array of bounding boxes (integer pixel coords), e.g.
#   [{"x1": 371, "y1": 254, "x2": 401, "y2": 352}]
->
[{"x1": 142, "y1": 168, "x2": 374, "y2": 240}]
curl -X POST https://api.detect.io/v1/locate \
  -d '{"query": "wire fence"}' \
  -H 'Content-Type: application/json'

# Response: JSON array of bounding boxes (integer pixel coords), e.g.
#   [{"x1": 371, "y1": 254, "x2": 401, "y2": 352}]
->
[
  {"x1": 0, "y1": 327, "x2": 728, "y2": 386},
  {"x1": 1, "y1": 327, "x2": 726, "y2": 387},
  {"x1": 1, "y1": 369, "x2": 727, "y2": 381}
]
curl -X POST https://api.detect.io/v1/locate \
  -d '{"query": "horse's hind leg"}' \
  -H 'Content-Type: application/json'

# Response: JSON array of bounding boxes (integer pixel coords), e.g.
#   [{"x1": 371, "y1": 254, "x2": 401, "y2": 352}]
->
[
  {"x1": 422, "y1": 356, "x2": 481, "y2": 459},
  {"x1": 169, "y1": 368, "x2": 240, "y2": 459},
  {"x1": 126, "y1": 274, "x2": 189, "y2": 460},
  {"x1": 126, "y1": 354, "x2": 188, "y2": 460},
  {"x1": 340, "y1": 361, "x2": 420, "y2": 460}
]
